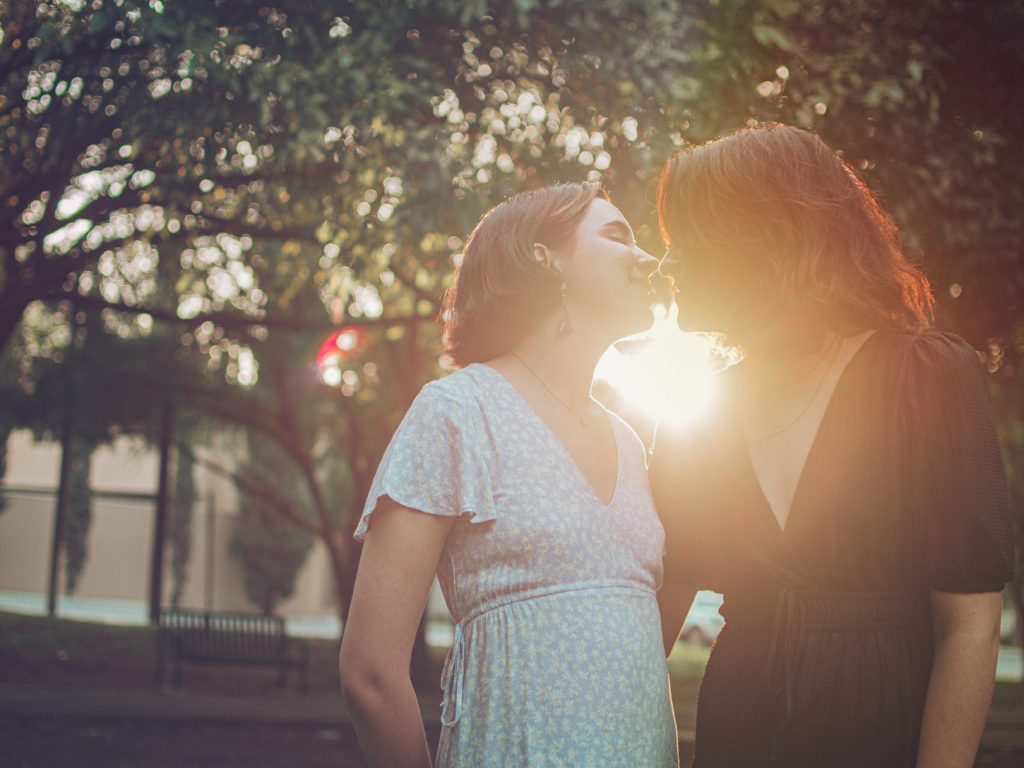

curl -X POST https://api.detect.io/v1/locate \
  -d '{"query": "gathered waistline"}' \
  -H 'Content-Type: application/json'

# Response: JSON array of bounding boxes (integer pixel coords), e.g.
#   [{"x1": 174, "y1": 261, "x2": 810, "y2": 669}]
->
[
  {"x1": 757, "y1": 587, "x2": 928, "y2": 763},
  {"x1": 439, "y1": 579, "x2": 657, "y2": 727}
]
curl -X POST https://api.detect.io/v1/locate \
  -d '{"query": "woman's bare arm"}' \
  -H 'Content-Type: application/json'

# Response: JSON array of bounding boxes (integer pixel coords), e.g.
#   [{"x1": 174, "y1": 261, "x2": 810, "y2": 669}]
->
[
  {"x1": 339, "y1": 498, "x2": 456, "y2": 768},
  {"x1": 915, "y1": 590, "x2": 1003, "y2": 768},
  {"x1": 658, "y1": 581, "x2": 698, "y2": 657}
]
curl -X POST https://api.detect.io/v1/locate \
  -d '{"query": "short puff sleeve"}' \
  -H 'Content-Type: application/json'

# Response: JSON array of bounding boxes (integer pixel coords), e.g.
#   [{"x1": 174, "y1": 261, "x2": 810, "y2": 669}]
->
[
  {"x1": 901, "y1": 331, "x2": 1016, "y2": 593},
  {"x1": 352, "y1": 379, "x2": 497, "y2": 543}
]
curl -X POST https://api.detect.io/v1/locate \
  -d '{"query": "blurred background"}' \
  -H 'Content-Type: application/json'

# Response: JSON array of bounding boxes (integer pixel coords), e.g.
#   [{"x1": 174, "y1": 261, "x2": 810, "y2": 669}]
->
[{"x1": 0, "y1": 1, "x2": 1022, "y2": 766}]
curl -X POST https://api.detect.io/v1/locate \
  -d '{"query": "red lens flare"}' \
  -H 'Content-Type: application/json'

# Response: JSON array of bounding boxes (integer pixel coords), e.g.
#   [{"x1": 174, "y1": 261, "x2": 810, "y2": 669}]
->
[{"x1": 316, "y1": 326, "x2": 367, "y2": 370}]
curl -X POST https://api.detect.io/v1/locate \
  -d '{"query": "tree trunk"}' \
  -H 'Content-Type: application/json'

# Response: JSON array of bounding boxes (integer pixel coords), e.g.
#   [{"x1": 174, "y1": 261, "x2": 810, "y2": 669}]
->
[
  {"x1": 149, "y1": 402, "x2": 174, "y2": 624},
  {"x1": 46, "y1": 300, "x2": 81, "y2": 616},
  {"x1": 47, "y1": 384, "x2": 74, "y2": 617}
]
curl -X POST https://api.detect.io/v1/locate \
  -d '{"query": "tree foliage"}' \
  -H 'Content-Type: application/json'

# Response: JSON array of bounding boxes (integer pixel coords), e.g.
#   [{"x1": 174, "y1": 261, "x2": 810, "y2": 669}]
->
[{"x1": 1, "y1": 0, "x2": 1021, "y2": 623}]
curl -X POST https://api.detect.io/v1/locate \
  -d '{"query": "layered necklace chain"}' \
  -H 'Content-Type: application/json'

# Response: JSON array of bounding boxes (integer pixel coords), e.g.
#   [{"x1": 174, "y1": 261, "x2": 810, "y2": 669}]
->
[
  {"x1": 511, "y1": 352, "x2": 595, "y2": 427},
  {"x1": 742, "y1": 335, "x2": 843, "y2": 448}
]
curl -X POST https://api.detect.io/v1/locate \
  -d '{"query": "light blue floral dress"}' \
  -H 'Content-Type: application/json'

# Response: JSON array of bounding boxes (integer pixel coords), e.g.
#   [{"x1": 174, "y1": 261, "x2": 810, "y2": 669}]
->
[{"x1": 352, "y1": 362, "x2": 679, "y2": 767}]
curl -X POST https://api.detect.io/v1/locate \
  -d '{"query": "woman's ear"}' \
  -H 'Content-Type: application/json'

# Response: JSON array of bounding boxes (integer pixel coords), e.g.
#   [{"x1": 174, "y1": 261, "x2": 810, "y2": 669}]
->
[
  {"x1": 532, "y1": 242, "x2": 552, "y2": 268},
  {"x1": 533, "y1": 243, "x2": 565, "y2": 278}
]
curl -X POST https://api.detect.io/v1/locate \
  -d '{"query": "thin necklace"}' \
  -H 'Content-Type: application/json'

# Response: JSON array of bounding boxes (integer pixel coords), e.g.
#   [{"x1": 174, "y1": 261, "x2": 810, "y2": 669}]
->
[
  {"x1": 743, "y1": 335, "x2": 843, "y2": 448},
  {"x1": 753, "y1": 335, "x2": 839, "y2": 392},
  {"x1": 510, "y1": 352, "x2": 595, "y2": 428}
]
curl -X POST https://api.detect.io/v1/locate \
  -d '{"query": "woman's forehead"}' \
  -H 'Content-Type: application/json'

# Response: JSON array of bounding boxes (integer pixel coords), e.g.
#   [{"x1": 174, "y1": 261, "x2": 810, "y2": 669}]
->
[{"x1": 581, "y1": 196, "x2": 630, "y2": 230}]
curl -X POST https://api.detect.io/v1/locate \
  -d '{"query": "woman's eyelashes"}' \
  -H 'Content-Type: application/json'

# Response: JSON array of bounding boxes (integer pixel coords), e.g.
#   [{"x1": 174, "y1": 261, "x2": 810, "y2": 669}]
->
[{"x1": 603, "y1": 221, "x2": 636, "y2": 248}]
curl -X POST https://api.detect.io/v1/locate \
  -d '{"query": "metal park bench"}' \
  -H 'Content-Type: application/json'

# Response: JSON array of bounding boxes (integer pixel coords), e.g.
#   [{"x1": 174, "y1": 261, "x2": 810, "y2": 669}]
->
[{"x1": 155, "y1": 609, "x2": 309, "y2": 692}]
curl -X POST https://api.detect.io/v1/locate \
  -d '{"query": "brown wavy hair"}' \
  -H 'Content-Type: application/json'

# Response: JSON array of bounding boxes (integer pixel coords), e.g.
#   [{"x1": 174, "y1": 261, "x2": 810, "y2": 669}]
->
[
  {"x1": 657, "y1": 123, "x2": 934, "y2": 344},
  {"x1": 441, "y1": 182, "x2": 609, "y2": 367}
]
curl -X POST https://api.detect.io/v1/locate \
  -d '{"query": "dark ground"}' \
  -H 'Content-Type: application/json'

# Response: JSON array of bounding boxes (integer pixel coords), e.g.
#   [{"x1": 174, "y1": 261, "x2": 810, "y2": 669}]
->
[
  {"x1": 0, "y1": 611, "x2": 1020, "y2": 767},
  {"x1": 0, "y1": 610, "x2": 375, "y2": 767}
]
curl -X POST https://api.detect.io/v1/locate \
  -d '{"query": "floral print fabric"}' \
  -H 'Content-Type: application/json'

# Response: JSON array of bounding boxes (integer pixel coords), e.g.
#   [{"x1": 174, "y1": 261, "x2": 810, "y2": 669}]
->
[{"x1": 353, "y1": 362, "x2": 679, "y2": 767}]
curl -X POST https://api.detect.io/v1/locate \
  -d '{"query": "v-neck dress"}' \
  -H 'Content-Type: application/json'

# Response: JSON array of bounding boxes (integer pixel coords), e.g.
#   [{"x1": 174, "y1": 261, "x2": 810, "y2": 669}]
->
[
  {"x1": 649, "y1": 328, "x2": 1015, "y2": 768},
  {"x1": 353, "y1": 362, "x2": 679, "y2": 768}
]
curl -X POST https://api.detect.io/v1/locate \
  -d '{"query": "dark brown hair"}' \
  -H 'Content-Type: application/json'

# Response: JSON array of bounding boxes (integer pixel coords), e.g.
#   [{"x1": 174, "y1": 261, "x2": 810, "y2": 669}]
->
[
  {"x1": 657, "y1": 123, "x2": 934, "y2": 343},
  {"x1": 441, "y1": 182, "x2": 609, "y2": 367}
]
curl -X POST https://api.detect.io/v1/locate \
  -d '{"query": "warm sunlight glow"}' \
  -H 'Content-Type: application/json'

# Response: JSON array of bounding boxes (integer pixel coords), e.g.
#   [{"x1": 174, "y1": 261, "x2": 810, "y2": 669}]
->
[{"x1": 596, "y1": 304, "x2": 720, "y2": 426}]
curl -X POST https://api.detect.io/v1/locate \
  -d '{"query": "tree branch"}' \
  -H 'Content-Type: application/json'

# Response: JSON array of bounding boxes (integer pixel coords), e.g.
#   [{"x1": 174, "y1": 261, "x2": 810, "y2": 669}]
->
[{"x1": 28, "y1": 289, "x2": 438, "y2": 336}]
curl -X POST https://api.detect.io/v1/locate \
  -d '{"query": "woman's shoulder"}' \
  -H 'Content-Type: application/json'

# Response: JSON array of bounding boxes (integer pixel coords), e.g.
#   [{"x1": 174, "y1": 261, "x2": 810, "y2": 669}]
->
[
  {"x1": 888, "y1": 326, "x2": 983, "y2": 359},
  {"x1": 407, "y1": 364, "x2": 497, "y2": 429},
  {"x1": 882, "y1": 327, "x2": 987, "y2": 379},
  {"x1": 878, "y1": 328, "x2": 998, "y2": 438},
  {"x1": 422, "y1": 363, "x2": 483, "y2": 398},
  {"x1": 395, "y1": 366, "x2": 476, "y2": 425},
  {"x1": 416, "y1": 361, "x2": 505, "y2": 398}
]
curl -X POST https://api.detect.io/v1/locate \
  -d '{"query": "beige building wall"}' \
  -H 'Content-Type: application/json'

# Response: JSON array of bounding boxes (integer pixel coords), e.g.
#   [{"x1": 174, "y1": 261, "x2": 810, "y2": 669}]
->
[
  {"x1": 0, "y1": 428, "x2": 428, "y2": 620},
  {"x1": 0, "y1": 491, "x2": 55, "y2": 593}
]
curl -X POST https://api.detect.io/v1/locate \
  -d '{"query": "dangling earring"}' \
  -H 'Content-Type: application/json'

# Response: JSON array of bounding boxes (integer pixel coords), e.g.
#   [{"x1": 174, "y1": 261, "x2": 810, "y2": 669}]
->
[{"x1": 558, "y1": 280, "x2": 572, "y2": 335}]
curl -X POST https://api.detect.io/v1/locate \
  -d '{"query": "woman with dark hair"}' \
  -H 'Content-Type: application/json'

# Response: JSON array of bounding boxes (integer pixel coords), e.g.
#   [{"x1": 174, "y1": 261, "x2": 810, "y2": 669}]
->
[
  {"x1": 340, "y1": 182, "x2": 679, "y2": 767},
  {"x1": 653, "y1": 122, "x2": 1015, "y2": 767}
]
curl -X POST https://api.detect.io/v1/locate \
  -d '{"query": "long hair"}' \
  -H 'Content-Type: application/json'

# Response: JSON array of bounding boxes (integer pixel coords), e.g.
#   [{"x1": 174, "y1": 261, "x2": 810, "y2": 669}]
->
[
  {"x1": 657, "y1": 123, "x2": 934, "y2": 344},
  {"x1": 441, "y1": 182, "x2": 608, "y2": 367}
]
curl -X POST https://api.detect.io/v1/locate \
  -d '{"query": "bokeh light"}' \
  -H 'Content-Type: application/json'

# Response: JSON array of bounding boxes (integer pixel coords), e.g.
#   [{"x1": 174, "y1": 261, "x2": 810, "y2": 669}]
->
[{"x1": 316, "y1": 326, "x2": 368, "y2": 390}]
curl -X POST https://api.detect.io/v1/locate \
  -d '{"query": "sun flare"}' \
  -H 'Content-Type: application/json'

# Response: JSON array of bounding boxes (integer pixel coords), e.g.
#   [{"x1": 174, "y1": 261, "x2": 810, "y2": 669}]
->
[{"x1": 596, "y1": 304, "x2": 721, "y2": 427}]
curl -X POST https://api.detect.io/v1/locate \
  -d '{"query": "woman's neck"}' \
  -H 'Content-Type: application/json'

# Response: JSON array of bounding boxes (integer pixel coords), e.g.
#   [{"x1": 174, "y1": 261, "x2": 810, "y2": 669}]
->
[
  {"x1": 505, "y1": 322, "x2": 612, "y2": 412},
  {"x1": 736, "y1": 323, "x2": 840, "y2": 388}
]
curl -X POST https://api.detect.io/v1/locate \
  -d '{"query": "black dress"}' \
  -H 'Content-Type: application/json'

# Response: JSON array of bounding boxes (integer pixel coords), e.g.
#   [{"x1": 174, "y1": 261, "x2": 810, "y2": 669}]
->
[{"x1": 649, "y1": 328, "x2": 1016, "y2": 768}]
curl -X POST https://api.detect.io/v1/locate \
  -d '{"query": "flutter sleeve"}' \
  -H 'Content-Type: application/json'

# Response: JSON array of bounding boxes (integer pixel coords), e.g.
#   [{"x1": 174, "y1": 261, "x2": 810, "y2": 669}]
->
[
  {"x1": 352, "y1": 379, "x2": 497, "y2": 543},
  {"x1": 900, "y1": 331, "x2": 1016, "y2": 593}
]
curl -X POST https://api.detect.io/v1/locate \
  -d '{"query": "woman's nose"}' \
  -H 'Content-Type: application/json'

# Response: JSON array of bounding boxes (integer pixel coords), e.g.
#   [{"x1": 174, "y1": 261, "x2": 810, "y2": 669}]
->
[{"x1": 633, "y1": 247, "x2": 659, "y2": 276}]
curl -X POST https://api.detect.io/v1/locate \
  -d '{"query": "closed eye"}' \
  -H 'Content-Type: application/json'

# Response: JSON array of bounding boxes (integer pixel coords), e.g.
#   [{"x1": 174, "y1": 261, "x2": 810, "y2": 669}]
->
[{"x1": 603, "y1": 221, "x2": 636, "y2": 246}]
